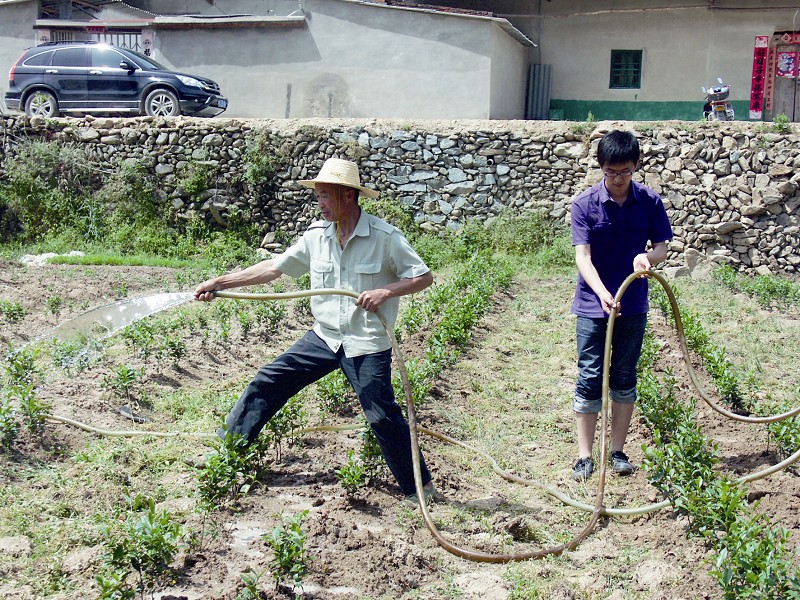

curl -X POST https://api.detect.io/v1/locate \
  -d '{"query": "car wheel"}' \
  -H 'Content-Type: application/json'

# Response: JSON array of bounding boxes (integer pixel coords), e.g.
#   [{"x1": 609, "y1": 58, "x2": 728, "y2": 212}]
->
[
  {"x1": 144, "y1": 89, "x2": 181, "y2": 117},
  {"x1": 25, "y1": 90, "x2": 59, "y2": 118}
]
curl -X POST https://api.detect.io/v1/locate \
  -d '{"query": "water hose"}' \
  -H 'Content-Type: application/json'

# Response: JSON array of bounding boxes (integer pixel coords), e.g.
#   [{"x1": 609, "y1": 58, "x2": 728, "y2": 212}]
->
[
  {"x1": 44, "y1": 413, "x2": 217, "y2": 438},
  {"x1": 646, "y1": 269, "x2": 800, "y2": 424},
  {"x1": 43, "y1": 416, "x2": 800, "y2": 519},
  {"x1": 212, "y1": 289, "x2": 607, "y2": 561},
  {"x1": 212, "y1": 278, "x2": 800, "y2": 559},
  {"x1": 41, "y1": 275, "x2": 800, "y2": 560}
]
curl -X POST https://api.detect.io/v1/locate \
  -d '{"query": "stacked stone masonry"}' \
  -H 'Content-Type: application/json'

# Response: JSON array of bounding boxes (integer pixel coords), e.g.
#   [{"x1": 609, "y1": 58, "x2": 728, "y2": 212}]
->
[{"x1": 1, "y1": 115, "x2": 799, "y2": 274}]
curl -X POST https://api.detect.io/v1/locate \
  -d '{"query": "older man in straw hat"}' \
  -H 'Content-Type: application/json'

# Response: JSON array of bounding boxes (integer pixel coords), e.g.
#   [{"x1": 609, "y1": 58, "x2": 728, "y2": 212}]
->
[{"x1": 194, "y1": 157, "x2": 436, "y2": 505}]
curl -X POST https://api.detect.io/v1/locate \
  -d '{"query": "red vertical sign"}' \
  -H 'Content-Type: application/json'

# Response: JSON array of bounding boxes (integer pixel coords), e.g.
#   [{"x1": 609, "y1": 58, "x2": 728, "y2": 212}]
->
[{"x1": 750, "y1": 35, "x2": 769, "y2": 120}]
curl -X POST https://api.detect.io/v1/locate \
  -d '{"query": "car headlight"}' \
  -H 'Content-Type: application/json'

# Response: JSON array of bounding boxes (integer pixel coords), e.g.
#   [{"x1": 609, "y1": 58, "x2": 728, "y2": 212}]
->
[{"x1": 176, "y1": 75, "x2": 204, "y2": 88}]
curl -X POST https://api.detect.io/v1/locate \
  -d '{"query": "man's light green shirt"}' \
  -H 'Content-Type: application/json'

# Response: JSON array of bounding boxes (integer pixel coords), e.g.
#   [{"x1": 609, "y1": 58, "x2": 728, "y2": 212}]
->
[{"x1": 273, "y1": 211, "x2": 430, "y2": 358}]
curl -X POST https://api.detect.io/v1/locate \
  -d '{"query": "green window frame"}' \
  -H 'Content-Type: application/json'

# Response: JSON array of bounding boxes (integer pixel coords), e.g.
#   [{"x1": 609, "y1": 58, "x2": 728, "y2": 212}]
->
[{"x1": 610, "y1": 50, "x2": 642, "y2": 89}]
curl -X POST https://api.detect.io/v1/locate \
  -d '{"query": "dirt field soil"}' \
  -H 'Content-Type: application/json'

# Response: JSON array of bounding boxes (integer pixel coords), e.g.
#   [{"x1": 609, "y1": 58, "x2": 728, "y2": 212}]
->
[{"x1": 0, "y1": 258, "x2": 798, "y2": 600}]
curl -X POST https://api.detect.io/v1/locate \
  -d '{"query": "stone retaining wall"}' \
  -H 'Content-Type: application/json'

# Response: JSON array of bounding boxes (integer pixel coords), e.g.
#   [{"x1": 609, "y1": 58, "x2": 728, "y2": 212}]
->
[{"x1": 1, "y1": 115, "x2": 799, "y2": 274}]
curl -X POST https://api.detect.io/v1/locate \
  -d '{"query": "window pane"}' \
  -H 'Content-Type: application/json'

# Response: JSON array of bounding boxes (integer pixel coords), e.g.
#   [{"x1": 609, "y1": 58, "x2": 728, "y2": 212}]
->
[
  {"x1": 610, "y1": 50, "x2": 642, "y2": 89},
  {"x1": 24, "y1": 50, "x2": 53, "y2": 67},
  {"x1": 92, "y1": 47, "x2": 125, "y2": 68},
  {"x1": 51, "y1": 48, "x2": 87, "y2": 67}
]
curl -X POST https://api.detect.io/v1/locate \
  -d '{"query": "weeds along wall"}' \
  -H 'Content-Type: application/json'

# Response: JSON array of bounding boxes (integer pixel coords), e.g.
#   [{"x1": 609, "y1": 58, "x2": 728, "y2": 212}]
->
[{"x1": 1, "y1": 115, "x2": 799, "y2": 274}]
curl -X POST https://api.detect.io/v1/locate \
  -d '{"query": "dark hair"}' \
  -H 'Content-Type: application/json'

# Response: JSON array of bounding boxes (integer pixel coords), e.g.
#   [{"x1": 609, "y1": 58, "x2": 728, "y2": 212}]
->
[{"x1": 596, "y1": 130, "x2": 640, "y2": 167}]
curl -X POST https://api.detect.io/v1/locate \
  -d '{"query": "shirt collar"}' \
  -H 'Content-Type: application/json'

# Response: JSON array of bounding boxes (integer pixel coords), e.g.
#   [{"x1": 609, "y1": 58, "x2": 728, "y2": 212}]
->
[
  {"x1": 352, "y1": 209, "x2": 370, "y2": 238},
  {"x1": 322, "y1": 221, "x2": 337, "y2": 239},
  {"x1": 322, "y1": 209, "x2": 369, "y2": 240},
  {"x1": 599, "y1": 179, "x2": 640, "y2": 205}
]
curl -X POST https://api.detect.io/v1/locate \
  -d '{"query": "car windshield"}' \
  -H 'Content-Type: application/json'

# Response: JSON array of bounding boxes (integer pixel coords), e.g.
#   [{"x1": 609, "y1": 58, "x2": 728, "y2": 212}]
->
[{"x1": 122, "y1": 48, "x2": 167, "y2": 71}]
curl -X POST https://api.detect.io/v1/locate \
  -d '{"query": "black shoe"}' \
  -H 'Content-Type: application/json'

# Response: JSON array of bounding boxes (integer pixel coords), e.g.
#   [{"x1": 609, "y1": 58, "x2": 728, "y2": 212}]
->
[
  {"x1": 611, "y1": 451, "x2": 635, "y2": 475},
  {"x1": 571, "y1": 457, "x2": 594, "y2": 481}
]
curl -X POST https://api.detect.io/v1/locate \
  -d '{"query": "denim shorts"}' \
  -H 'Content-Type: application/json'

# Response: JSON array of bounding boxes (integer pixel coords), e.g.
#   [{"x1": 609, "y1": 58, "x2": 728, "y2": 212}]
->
[{"x1": 573, "y1": 313, "x2": 647, "y2": 414}]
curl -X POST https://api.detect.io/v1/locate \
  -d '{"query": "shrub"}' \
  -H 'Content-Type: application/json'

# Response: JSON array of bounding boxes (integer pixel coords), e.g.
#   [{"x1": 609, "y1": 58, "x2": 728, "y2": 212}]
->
[
  {"x1": 100, "y1": 364, "x2": 140, "y2": 403},
  {"x1": 95, "y1": 160, "x2": 159, "y2": 224},
  {"x1": 639, "y1": 317, "x2": 800, "y2": 599},
  {"x1": 486, "y1": 211, "x2": 563, "y2": 255},
  {"x1": 243, "y1": 131, "x2": 288, "y2": 186},
  {"x1": 3, "y1": 346, "x2": 49, "y2": 435},
  {"x1": 0, "y1": 300, "x2": 26, "y2": 324},
  {"x1": 196, "y1": 430, "x2": 266, "y2": 511},
  {"x1": 176, "y1": 161, "x2": 214, "y2": 197},
  {"x1": 159, "y1": 334, "x2": 187, "y2": 368},
  {"x1": 97, "y1": 494, "x2": 182, "y2": 599},
  {"x1": 315, "y1": 370, "x2": 353, "y2": 416},
  {"x1": 0, "y1": 391, "x2": 19, "y2": 450},
  {"x1": 266, "y1": 395, "x2": 307, "y2": 462},
  {"x1": 254, "y1": 300, "x2": 287, "y2": 335},
  {"x1": 50, "y1": 338, "x2": 92, "y2": 374},
  {"x1": 335, "y1": 449, "x2": 367, "y2": 495},
  {"x1": 45, "y1": 294, "x2": 64, "y2": 317},
  {"x1": 121, "y1": 320, "x2": 156, "y2": 364},
  {"x1": 769, "y1": 113, "x2": 792, "y2": 135},
  {"x1": 266, "y1": 511, "x2": 311, "y2": 589},
  {"x1": 1, "y1": 140, "x2": 104, "y2": 242},
  {"x1": 360, "y1": 197, "x2": 419, "y2": 240}
]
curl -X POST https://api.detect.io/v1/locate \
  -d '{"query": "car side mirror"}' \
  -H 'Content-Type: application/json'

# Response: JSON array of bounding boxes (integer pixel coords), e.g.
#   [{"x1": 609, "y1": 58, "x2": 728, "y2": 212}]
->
[{"x1": 119, "y1": 60, "x2": 136, "y2": 72}]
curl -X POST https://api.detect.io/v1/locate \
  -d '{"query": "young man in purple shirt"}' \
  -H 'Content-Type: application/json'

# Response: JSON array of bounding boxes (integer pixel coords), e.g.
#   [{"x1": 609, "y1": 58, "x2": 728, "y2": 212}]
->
[{"x1": 569, "y1": 130, "x2": 673, "y2": 480}]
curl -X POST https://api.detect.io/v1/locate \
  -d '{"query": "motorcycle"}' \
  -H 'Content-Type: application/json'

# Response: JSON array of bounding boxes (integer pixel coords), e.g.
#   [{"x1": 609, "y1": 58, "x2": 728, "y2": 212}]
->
[{"x1": 702, "y1": 78, "x2": 735, "y2": 121}]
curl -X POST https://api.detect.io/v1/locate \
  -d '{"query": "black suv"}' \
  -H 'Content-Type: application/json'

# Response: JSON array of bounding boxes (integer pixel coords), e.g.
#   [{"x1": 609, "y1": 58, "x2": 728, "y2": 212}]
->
[{"x1": 5, "y1": 41, "x2": 227, "y2": 118}]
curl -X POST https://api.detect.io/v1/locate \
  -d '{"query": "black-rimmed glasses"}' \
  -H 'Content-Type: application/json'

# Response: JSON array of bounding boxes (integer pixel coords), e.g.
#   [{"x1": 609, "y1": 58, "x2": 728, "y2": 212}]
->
[{"x1": 603, "y1": 169, "x2": 634, "y2": 179}]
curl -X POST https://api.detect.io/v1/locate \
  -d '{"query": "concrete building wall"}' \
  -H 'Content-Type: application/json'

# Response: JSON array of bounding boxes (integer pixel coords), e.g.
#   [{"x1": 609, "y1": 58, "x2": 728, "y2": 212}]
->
[
  {"x1": 537, "y1": 0, "x2": 800, "y2": 121},
  {"x1": 540, "y1": 2, "x2": 798, "y2": 121},
  {"x1": 405, "y1": 0, "x2": 800, "y2": 121},
  {"x1": 489, "y1": 23, "x2": 527, "y2": 119},
  {"x1": 150, "y1": 0, "x2": 527, "y2": 119},
  {"x1": 404, "y1": 0, "x2": 541, "y2": 44},
  {"x1": 541, "y1": 2, "x2": 767, "y2": 102},
  {"x1": 0, "y1": 0, "x2": 38, "y2": 112}
]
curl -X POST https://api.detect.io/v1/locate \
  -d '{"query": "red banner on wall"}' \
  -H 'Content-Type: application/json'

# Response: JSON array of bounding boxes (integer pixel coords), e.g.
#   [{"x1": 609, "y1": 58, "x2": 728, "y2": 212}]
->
[{"x1": 750, "y1": 35, "x2": 769, "y2": 120}]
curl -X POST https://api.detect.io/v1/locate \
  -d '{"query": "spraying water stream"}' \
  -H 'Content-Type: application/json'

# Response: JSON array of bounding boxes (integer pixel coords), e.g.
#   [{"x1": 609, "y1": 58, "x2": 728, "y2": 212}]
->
[
  {"x1": 31, "y1": 292, "x2": 195, "y2": 346},
  {"x1": 23, "y1": 292, "x2": 196, "y2": 423}
]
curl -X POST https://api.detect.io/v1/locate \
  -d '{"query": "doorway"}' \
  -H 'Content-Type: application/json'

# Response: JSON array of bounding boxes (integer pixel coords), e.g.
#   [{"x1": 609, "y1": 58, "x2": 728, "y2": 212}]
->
[{"x1": 772, "y1": 42, "x2": 800, "y2": 121}]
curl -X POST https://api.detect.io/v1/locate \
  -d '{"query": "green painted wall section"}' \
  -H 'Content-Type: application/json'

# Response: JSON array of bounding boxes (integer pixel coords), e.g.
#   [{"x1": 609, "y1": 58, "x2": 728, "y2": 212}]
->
[{"x1": 548, "y1": 100, "x2": 754, "y2": 122}]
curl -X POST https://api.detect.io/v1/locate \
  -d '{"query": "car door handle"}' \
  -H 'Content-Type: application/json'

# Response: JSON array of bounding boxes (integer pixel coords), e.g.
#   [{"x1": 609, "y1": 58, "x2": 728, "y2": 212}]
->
[
  {"x1": 89, "y1": 70, "x2": 103, "y2": 75},
  {"x1": 45, "y1": 69, "x2": 58, "y2": 73}
]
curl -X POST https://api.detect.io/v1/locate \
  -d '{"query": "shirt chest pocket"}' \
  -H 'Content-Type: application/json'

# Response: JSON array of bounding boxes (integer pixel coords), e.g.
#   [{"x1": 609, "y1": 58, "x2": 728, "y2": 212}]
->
[
  {"x1": 354, "y1": 261, "x2": 381, "y2": 290},
  {"x1": 589, "y1": 220, "x2": 615, "y2": 245},
  {"x1": 310, "y1": 258, "x2": 334, "y2": 289}
]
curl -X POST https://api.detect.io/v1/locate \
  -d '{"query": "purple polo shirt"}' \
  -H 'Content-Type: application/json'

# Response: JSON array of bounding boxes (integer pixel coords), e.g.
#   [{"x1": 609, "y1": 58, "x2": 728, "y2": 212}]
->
[{"x1": 570, "y1": 179, "x2": 673, "y2": 318}]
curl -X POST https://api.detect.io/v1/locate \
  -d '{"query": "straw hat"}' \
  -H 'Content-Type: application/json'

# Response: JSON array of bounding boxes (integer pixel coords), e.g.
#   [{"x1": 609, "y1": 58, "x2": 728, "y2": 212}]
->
[{"x1": 298, "y1": 158, "x2": 380, "y2": 198}]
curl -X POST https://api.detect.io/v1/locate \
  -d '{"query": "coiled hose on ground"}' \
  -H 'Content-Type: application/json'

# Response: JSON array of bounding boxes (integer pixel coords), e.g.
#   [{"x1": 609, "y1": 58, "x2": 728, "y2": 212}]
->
[{"x1": 43, "y1": 271, "x2": 800, "y2": 563}]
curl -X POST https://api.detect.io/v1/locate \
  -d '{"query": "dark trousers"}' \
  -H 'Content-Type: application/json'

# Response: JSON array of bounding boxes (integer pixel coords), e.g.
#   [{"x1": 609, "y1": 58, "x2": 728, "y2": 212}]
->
[{"x1": 224, "y1": 330, "x2": 432, "y2": 496}]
